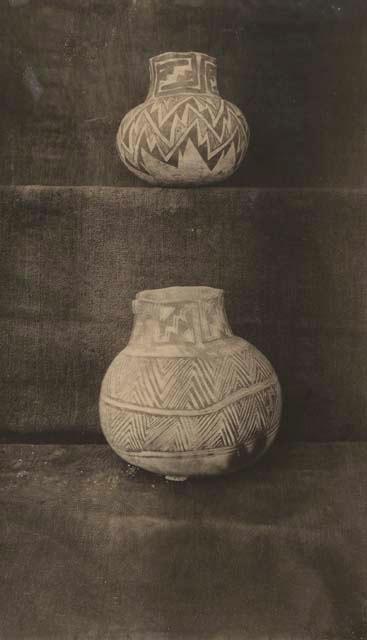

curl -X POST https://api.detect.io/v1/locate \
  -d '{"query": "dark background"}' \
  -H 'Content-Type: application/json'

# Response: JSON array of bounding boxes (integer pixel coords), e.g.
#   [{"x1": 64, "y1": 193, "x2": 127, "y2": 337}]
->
[
  {"x1": 1, "y1": 7, "x2": 367, "y2": 639},
  {"x1": 1, "y1": 0, "x2": 367, "y2": 444},
  {"x1": 2, "y1": 0, "x2": 367, "y2": 188}
]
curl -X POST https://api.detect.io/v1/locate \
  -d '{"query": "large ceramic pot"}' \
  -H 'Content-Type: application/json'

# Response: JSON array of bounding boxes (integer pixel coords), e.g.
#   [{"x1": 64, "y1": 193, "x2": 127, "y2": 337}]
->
[
  {"x1": 99, "y1": 287, "x2": 281, "y2": 480},
  {"x1": 116, "y1": 52, "x2": 250, "y2": 186}
]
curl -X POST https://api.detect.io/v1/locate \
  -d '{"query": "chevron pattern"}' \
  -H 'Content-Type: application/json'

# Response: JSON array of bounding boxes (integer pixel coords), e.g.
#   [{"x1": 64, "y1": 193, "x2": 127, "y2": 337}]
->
[
  {"x1": 102, "y1": 345, "x2": 274, "y2": 411},
  {"x1": 100, "y1": 344, "x2": 281, "y2": 454},
  {"x1": 100, "y1": 380, "x2": 281, "y2": 453},
  {"x1": 117, "y1": 94, "x2": 249, "y2": 183}
]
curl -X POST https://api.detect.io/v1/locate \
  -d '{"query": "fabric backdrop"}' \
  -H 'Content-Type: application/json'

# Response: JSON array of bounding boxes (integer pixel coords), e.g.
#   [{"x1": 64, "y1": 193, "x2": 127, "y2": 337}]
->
[
  {"x1": 1, "y1": 186, "x2": 367, "y2": 443},
  {"x1": 2, "y1": 0, "x2": 367, "y2": 188}
]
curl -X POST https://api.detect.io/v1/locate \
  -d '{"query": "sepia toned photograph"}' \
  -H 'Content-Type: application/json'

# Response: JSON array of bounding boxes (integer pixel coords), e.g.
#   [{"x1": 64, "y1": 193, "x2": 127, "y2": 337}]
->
[{"x1": 0, "y1": 1, "x2": 366, "y2": 639}]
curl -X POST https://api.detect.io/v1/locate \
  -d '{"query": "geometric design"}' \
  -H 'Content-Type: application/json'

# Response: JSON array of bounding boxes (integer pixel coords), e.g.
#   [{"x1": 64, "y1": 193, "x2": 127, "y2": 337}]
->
[
  {"x1": 201, "y1": 296, "x2": 232, "y2": 342},
  {"x1": 131, "y1": 301, "x2": 196, "y2": 345},
  {"x1": 99, "y1": 287, "x2": 281, "y2": 462},
  {"x1": 130, "y1": 295, "x2": 233, "y2": 346},
  {"x1": 101, "y1": 345, "x2": 275, "y2": 412},
  {"x1": 147, "y1": 52, "x2": 220, "y2": 99},
  {"x1": 100, "y1": 380, "x2": 281, "y2": 453},
  {"x1": 116, "y1": 52, "x2": 249, "y2": 185}
]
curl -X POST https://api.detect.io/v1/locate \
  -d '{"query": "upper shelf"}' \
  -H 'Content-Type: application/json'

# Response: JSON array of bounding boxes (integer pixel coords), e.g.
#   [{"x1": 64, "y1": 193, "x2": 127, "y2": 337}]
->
[{"x1": 2, "y1": 1, "x2": 367, "y2": 189}]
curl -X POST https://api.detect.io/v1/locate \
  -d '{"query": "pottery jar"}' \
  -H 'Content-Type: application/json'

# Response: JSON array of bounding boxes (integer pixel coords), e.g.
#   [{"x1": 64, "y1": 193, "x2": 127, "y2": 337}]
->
[
  {"x1": 99, "y1": 287, "x2": 281, "y2": 480},
  {"x1": 116, "y1": 52, "x2": 250, "y2": 185}
]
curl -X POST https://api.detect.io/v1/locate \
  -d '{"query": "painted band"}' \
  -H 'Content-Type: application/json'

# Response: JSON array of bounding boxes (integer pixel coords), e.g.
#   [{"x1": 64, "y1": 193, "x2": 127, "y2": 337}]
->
[
  {"x1": 109, "y1": 423, "x2": 279, "y2": 458},
  {"x1": 101, "y1": 375, "x2": 279, "y2": 417}
]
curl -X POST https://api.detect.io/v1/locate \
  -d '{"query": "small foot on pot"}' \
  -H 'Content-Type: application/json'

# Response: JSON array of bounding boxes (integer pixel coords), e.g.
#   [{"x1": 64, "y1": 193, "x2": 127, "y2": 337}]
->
[{"x1": 165, "y1": 475, "x2": 188, "y2": 482}]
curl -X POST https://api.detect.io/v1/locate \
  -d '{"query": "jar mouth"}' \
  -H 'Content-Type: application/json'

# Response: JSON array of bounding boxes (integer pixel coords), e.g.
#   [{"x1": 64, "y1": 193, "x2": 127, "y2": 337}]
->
[
  {"x1": 149, "y1": 51, "x2": 216, "y2": 65},
  {"x1": 136, "y1": 286, "x2": 223, "y2": 303}
]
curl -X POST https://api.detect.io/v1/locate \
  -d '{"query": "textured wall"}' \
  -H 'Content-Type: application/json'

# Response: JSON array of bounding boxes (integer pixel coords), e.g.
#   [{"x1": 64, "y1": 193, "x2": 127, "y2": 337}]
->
[
  {"x1": 2, "y1": 2, "x2": 366, "y2": 442},
  {"x1": 2, "y1": 0, "x2": 367, "y2": 187},
  {"x1": 1, "y1": 186, "x2": 367, "y2": 442}
]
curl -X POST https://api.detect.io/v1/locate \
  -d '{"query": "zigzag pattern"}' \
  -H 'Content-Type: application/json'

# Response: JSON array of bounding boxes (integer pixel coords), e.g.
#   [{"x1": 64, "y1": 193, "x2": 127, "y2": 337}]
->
[
  {"x1": 101, "y1": 381, "x2": 281, "y2": 453},
  {"x1": 155, "y1": 304, "x2": 196, "y2": 343},
  {"x1": 131, "y1": 298, "x2": 232, "y2": 345},
  {"x1": 103, "y1": 345, "x2": 275, "y2": 411},
  {"x1": 117, "y1": 95, "x2": 249, "y2": 178}
]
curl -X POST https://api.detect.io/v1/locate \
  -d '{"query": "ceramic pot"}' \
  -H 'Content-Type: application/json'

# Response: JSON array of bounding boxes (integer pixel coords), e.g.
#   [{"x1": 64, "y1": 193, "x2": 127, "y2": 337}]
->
[
  {"x1": 99, "y1": 287, "x2": 281, "y2": 480},
  {"x1": 116, "y1": 52, "x2": 250, "y2": 185}
]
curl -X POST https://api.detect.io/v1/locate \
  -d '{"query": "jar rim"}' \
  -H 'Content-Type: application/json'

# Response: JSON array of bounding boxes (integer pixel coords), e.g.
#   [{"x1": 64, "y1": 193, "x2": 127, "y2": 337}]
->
[
  {"x1": 149, "y1": 51, "x2": 217, "y2": 65},
  {"x1": 136, "y1": 286, "x2": 223, "y2": 303}
]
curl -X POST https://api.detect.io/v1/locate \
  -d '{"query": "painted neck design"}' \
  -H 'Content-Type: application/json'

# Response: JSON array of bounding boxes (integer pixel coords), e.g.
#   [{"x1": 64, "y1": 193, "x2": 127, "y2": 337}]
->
[
  {"x1": 129, "y1": 286, "x2": 232, "y2": 348},
  {"x1": 146, "y1": 52, "x2": 219, "y2": 99}
]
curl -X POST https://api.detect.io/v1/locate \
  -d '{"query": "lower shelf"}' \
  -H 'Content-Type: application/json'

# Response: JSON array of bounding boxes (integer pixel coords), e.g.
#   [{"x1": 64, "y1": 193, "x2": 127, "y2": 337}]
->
[{"x1": 0, "y1": 442, "x2": 365, "y2": 639}]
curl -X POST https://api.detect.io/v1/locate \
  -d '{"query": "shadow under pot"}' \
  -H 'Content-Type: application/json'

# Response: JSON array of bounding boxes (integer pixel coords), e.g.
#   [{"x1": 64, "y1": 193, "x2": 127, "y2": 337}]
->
[
  {"x1": 116, "y1": 51, "x2": 250, "y2": 186},
  {"x1": 99, "y1": 286, "x2": 281, "y2": 481}
]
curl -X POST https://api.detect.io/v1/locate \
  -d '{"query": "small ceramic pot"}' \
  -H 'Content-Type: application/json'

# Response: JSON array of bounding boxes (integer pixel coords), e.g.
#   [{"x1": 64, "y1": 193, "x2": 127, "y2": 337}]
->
[
  {"x1": 99, "y1": 287, "x2": 281, "y2": 480},
  {"x1": 116, "y1": 52, "x2": 249, "y2": 185}
]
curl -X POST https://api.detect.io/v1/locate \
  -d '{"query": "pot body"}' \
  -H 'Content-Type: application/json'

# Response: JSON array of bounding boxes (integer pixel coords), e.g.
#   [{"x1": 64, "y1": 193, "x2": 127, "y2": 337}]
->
[
  {"x1": 116, "y1": 52, "x2": 249, "y2": 186},
  {"x1": 99, "y1": 287, "x2": 281, "y2": 479}
]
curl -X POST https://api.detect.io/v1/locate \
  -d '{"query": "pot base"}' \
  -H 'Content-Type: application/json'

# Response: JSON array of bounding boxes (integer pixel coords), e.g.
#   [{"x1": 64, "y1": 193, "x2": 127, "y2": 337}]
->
[{"x1": 113, "y1": 438, "x2": 275, "y2": 479}]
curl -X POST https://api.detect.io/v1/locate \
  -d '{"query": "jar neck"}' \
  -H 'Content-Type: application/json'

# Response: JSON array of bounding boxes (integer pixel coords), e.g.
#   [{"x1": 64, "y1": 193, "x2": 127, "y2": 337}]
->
[
  {"x1": 146, "y1": 52, "x2": 219, "y2": 99},
  {"x1": 129, "y1": 288, "x2": 232, "y2": 348}
]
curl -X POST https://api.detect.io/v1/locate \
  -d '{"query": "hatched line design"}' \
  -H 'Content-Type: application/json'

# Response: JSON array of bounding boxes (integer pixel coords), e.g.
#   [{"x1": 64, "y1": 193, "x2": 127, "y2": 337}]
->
[
  {"x1": 101, "y1": 376, "x2": 277, "y2": 416},
  {"x1": 103, "y1": 347, "x2": 274, "y2": 411},
  {"x1": 131, "y1": 298, "x2": 232, "y2": 346},
  {"x1": 101, "y1": 380, "x2": 281, "y2": 453}
]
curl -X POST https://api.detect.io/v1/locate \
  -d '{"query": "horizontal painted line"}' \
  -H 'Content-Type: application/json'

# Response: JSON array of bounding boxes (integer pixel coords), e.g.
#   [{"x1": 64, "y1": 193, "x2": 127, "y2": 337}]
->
[
  {"x1": 101, "y1": 375, "x2": 279, "y2": 417},
  {"x1": 118, "y1": 445, "x2": 240, "y2": 460},
  {"x1": 116, "y1": 426, "x2": 280, "y2": 459}
]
